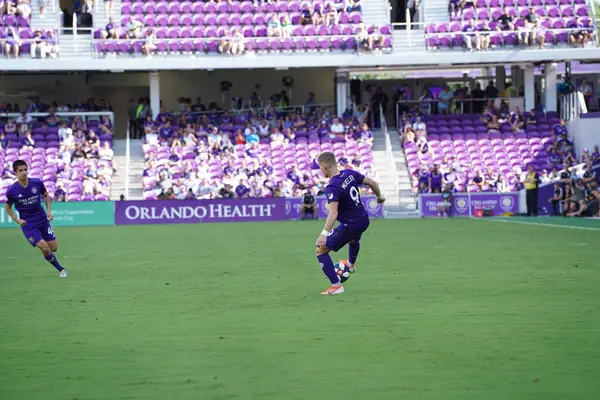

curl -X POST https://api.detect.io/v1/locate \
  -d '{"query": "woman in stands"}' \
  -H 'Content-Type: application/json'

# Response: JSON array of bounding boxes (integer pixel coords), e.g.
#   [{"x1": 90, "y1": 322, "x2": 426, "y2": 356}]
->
[
  {"x1": 4, "y1": 27, "x2": 21, "y2": 58},
  {"x1": 429, "y1": 164, "x2": 443, "y2": 193}
]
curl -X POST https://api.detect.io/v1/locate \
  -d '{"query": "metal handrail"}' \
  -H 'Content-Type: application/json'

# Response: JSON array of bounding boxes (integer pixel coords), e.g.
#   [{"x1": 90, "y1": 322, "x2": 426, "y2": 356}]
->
[{"x1": 0, "y1": 111, "x2": 115, "y2": 126}]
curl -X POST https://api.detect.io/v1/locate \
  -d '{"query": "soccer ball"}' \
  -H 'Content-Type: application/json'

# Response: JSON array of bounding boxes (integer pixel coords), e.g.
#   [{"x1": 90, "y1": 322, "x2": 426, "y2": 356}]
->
[{"x1": 334, "y1": 262, "x2": 351, "y2": 283}]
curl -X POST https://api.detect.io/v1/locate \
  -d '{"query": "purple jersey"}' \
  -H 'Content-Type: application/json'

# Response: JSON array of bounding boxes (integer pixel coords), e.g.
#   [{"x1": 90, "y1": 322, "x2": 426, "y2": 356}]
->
[
  {"x1": 325, "y1": 169, "x2": 369, "y2": 228},
  {"x1": 6, "y1": 178, "x2": 48, "y2": 226}
]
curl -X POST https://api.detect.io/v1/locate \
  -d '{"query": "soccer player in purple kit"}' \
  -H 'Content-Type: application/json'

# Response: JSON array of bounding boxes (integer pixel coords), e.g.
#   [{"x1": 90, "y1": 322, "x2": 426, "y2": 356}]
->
[
  {"x1": 4, "y1": 160, "x2": 68, "y2": 278},
  {"x1": 315, "y1": 152, "x2": 385, "y2": 295}
]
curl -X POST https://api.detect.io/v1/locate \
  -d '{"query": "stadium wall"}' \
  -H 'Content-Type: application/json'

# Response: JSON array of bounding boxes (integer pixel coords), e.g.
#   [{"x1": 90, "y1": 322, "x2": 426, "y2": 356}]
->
[
  {"x1": 567, "y1": 114, "x2": 600, "y2": 158},
  {"x1": 418, "y1": 193, "x2": 521, "y2": 218},
  {"x1": 0, "y1": 196, "x2": 383, "y2": 228},
  {"x1": 0, "y1": 69, "x2": 336, "y2": 111}
]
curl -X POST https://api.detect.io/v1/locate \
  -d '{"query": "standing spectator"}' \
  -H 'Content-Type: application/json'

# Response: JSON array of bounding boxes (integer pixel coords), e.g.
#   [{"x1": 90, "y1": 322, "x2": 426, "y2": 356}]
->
[
  {"x1": 105, "y1": 0, "x2": 114, "y2": 17},
  {"x1": 346, "y1": 0, "x2": 363, "y2": 12},
  {"x1": 407, "y1": 0, "x2": 418, "y2": 28},
  {"x1": 578, "y1": 77, "x2": 593, "y2": 109},
  {"x1": 437, "y1": 85, "x2": 453, "y2": 114},
  {"x1": 429, "y1": 164, "x2": 443, "y2": 193},
  {"x1": 524, "y1": 164, "x2": 539, "y2": 216}
]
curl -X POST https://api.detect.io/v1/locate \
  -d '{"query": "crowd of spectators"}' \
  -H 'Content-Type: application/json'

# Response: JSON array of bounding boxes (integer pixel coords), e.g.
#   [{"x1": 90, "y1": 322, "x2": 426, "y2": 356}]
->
[
  {"x1": 0, "y1": 98, "x2": 115, "y2": 202},
  {"x1": 399, "y1": 87, "x2": 600, "y2": 196},
  {"x1": 140, "y1": 95, "x2": 376, "y2": 200},
  {"x1": 434, "y1": 2, "x2": 595, "y2": 50}
]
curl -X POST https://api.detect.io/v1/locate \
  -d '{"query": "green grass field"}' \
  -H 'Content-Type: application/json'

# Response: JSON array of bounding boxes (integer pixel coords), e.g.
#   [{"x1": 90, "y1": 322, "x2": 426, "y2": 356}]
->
[{"x1": 1, "y1": 219, "x2": 600, "y2": 400}]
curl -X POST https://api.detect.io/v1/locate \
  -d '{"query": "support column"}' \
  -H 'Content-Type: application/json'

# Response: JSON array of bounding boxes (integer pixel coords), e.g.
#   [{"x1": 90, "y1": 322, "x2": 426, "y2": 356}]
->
[
  {"x1": 511, "y1": 66, "x2": 524, "y2": 93},
  {"x1": 544, "y1": 63, "x2": 557, "y2": 112},
  {"x1": 495, "y1": 66, "x2": 506, "y2": 93},
  {"x1": 335, "y1": 70, "x2": 350, "y2": 117},
  {"x1": 524, "y1": 66, "x2": 535, "y2": 111},
  {"x1": 149, "y1": 71, "x2": 161, "y2": 119}
]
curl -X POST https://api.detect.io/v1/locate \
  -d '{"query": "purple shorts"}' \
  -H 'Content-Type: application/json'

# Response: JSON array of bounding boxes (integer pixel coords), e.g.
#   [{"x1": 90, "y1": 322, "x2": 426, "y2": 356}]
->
[
  {"x1": 325, "y1": 222, "x2": 368, "y2": 252},
  {"x1": 22, "y1": 220, "x2": 56, "y2": 247}
]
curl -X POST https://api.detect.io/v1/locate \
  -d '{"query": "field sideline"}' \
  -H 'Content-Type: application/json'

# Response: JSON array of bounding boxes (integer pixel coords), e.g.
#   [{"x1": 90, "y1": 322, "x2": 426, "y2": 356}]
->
[{"x1": 1, "y1": 219, "x2": 599, "y2": 400}]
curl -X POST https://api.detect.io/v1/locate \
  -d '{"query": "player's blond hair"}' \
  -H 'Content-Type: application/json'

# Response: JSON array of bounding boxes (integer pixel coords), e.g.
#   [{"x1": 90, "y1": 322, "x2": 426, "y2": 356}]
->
[{"x1": 317, "y1": 152, "x2": 336, "y2": 166}]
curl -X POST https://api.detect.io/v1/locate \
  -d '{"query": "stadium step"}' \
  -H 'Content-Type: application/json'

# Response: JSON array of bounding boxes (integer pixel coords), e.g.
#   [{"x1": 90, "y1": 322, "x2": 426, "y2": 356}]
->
[
  {"x1": 29, "y1": 0, "x2": 59, "y2": 31},
  {"x1": 392, "y1": 30, "x2": 426, "y2": 49},
  {"x1": 94, "y1": 0, "x2": 123, "y2": 30},
  {"x1": 56, "y1": 34, "x2": 93, "y2": 58},
  {"x1": 423, "y1": 0, "x2": 450, "y2": 22},
  {"x1": 362, "y1": 0, "x2": 392, "y2": 26}
]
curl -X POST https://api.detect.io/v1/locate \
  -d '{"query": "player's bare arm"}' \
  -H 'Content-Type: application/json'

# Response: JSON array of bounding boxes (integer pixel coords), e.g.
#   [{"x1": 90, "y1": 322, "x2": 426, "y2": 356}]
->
[
  {"x1": 44, "y1": 191, "x2": 54, "y2": 221},
  {"x1": 5, "y1": 203, "x2": 26, "y2": 226},
  {"x1": 316, "y1": 201, "x2": 338, "y2": 248},
  {"x1": 362, "y1": 177, "x2": 385, "y2": 203}
]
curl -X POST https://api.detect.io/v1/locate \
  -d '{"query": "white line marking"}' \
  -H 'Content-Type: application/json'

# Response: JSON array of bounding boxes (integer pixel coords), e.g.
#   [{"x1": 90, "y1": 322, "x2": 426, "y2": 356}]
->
[{"x1": 479, "y1": 218, "x2": 600, "y2": 231}]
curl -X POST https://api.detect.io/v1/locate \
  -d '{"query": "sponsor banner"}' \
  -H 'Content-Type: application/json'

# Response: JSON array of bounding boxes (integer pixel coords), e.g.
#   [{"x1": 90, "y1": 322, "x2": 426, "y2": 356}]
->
[
  {"x1": 285, "y1": 195, "x2": 384, "y2": 219},
  {"x1": 0, "y1": 201, "x2": 115, "y2": 227},
  {"x1": 420, "y1": 193, "x2": 519, "y2": 217},
  {"x1": 114, "y1": 198, "x2": 286, "y2": 225}
]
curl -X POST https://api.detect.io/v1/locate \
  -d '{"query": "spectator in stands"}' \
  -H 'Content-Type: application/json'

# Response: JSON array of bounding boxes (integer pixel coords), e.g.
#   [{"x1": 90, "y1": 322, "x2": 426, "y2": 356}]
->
[
  {"x1": 591, "y1": 146, "x2": 600, "y2": 165},
  {"x1": 300, "y1": 4, "x2": 313, "y2": 25},
  {"x1": 369, "y1": 25, "x2": 385, "y2": 51},
  {"x1": 437, "y1": 85, "x2": 453, "y2": 115},
  {"x1": 520, "y1": 7, "x2": 537, "y2": 46},
  {"x1": 478, "y1": 20, "x2": 491, "y2": 51},
  {"x1": 429, "y1": 164, "x2": 443, "y2": 193},
  {"x1": 484, "y1": 81, "x2": 499, "y2": 99},
  {"x1": 4, "y1": 27, "x2": 21, "y2": 58},
  {"x1": 449, "y1": 0, "x2": 462, "y2": 19},
  {"x1": 496, "y1": 7, "x2": 514, "y2": 32},
  {"x1": 54, "y1": 183, "x2": 66, "y2": 202},
  {"x1": 102, "y1": 17, "x2": 119, "y2": 39},
  {"x1": 127, "y1": 18, "x2": 143, "y2": 39},
  {"x1": 281, "y1": 15, "x2": 293, "y2": 37},
  {"x1": 267, "y1": 16, "x2": 282, "y2": 37},
  {"x1": 581, "y1": 162, "x2": 596, "y2": 184},
  {"x1": 463, "y1": 19, "x2": 479, "y2": 51},
  {"x1": 356, "y1": 23, "x2": 370, "y2": 55},
  {"x1": 570, "y1": 16, "x2": 591, "y2": 48},
  {"x1": 16, "y1": 0, "x2": 32, "y2": 19},
  {"x1": 300, "y1": 190, "x2": 317, "y2": 220},
  {"x1": 330, "y1": 117, "x2": 345, "y2": 137},
  {"x1": 325, "y1": 3, "x2": 339, "y2": 26},
  {"x1": 21, "y1": 131, "x2": 34, "y2": 149},
  {"x1": 78, "y1": 0, "x2": 93, "y2": 28},
  {"x1": 346, "y1": 0, "x2": 363, "y2": 13},
  {"x1": 578, "y1": 78, "x2": 593, "y2": 108},
  {"x1": 139, "y1": 28, "x2": 157, "y2": 58}
]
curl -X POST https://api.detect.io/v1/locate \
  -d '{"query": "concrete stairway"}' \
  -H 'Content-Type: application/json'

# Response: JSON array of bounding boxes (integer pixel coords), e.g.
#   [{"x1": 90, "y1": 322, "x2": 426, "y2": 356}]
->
[
  {"x1": 392, "y1": 29, "x2": 426, "y2": 50},
  {"x1": 423, "y1": 0, "x2": 449, "y2": 22},
  {"x1": 362, "y1": 0, "x2": 392, "y2": 26},
  {"x1": 94, "y1": 0, "x2": 123, "y2": 30},
  {"x1": 110, "y1": 139, "x2": 144, "y2": 200},
  {"x1": 56, "y1": 34, "x2": 93, "y2": 58},
  {"x1": 372, "y1": 129, "x2": 419, "y2": 218},
  {"x1": 29, "y1": 0, "x2": 59, "y2": 31}
]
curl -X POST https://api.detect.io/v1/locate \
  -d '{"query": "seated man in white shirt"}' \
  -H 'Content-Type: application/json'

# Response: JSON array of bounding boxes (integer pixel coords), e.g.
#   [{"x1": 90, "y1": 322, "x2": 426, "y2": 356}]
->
[
  {"x1": 126, "y1": 18, "x2": 143, "y2": 39},
  {"x1": 330, "y1": 117, "x2": 345, "y2": 137}
]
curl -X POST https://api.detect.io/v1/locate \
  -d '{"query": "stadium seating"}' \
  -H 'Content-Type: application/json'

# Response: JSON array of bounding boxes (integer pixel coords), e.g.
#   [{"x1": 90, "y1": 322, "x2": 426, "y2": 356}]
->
[
  {"x1": 405, "y1": 112, "x2": 563, "y2": 192},
  {"x1": 141, "y1": 113, "x2": 376, "y2": 199},
  {"x1": 93, "y1": 1, "x2": 393, "y2": 55},
  {"x1": 0, "y1": 117, "x2": 114, "y2": 202},
  {"x1": 429, "y1": 0, "x2": 594, "y2": 49}
]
